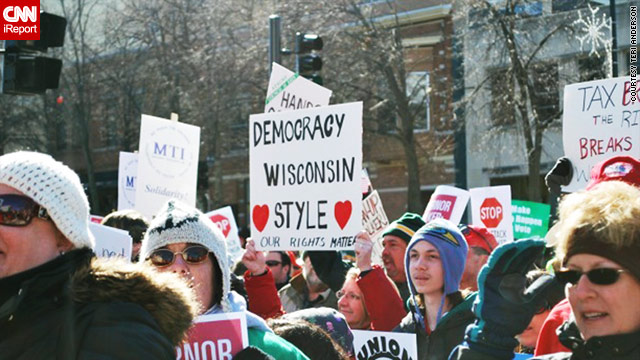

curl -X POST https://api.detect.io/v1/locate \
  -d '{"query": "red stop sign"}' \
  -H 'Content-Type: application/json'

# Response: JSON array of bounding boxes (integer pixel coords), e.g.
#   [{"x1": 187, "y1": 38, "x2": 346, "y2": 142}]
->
[
  {"x1": 479, "y1": 197, "x2": 503, "y2": 228},
  {"x1": 209, "y1": 214, "x2": 231, "y2": 238}
]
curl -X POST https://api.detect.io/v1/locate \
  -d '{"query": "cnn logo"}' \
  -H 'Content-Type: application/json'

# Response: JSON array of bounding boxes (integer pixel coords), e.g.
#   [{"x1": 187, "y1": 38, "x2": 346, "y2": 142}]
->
[{"x1": 1, "y1": 1, "x2": 40, "y2": 40}]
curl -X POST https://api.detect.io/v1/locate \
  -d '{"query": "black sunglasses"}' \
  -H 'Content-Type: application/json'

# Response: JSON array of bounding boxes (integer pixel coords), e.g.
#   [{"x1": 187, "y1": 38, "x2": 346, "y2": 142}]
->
[
  {"x1": 0, "y1": 194, "x2": 50, "y2": 226},
  {"x1": 555, "y1": 268, "x2": 627, "y2": 286},
  {"x1": 148, "y1": 246, "x2": 211, "y2": 267},
  {"x1": 266, "y1": 260, "x2": 282, "y2": 267}
]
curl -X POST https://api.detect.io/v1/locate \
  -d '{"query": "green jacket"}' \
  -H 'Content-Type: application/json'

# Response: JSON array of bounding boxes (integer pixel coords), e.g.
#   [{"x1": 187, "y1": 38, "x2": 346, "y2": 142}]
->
[
  {"x1": 248, "y1": 328, "x2": 310, "y2": 360},
  {"x1": 394, "y1": 293, "x2": 476, "y2": 360},
  {"x1": 0, "y1": 249, "x2": 196, "y2": 360}
]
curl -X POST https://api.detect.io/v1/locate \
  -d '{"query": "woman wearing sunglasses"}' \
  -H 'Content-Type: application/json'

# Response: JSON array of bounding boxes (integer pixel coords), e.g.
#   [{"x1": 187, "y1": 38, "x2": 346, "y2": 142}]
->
[
  {"x1": 140, "y1": 200, "x2": 309, "y2": 360},
  {"x1": 0, "y1": 151, "x2": 198, "y2": 359},
  {"x1": 450, "y1": 180, "x2": 640, "y2": 360}
]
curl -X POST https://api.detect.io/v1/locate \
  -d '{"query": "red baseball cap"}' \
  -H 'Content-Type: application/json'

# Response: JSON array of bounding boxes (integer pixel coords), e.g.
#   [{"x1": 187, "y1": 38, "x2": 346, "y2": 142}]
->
[
  {"x1": 460, "y1": 225, "x2": 498, "y2": 254},
  {"x1": 586, "y1": 155, "x2": 640, "y2": 190}
]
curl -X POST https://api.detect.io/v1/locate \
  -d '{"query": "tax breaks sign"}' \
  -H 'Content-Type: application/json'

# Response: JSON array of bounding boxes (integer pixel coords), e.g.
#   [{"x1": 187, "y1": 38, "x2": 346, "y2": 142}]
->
[{"x1": 1, "y1": 1, "x2": 40, "y2": 40}]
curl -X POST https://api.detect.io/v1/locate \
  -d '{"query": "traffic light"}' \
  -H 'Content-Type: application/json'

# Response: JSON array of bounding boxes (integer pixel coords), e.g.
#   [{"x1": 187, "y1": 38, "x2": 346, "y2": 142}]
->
[
  {"x1": 295, "y1": 32, "x2": 323, "y2": 85},
  {"x1": 1, "y1": 12, "x2": 67, "y2": 95}
]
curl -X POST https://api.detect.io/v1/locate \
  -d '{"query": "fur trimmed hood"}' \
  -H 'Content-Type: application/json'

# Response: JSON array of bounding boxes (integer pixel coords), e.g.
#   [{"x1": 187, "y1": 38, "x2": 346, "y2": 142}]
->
[{"x1": 71, "y1": 256, "x2": 200, "y2": 345}]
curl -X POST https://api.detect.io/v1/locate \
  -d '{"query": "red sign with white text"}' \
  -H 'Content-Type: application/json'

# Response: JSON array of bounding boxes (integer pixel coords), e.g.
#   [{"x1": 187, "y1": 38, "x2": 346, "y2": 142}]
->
[
  {"x1": 176, "y1": 313, "x2": 248, "y2": 360},
  {"x1": 0, "y1": 0, "x2": 40, "y2": 40}
]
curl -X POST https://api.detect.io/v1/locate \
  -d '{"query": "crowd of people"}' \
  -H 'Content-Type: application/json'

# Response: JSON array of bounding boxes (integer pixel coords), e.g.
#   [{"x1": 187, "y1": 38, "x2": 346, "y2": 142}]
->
[{"x1": 1, "y1": 150, "x2": 639, "y2": 359}]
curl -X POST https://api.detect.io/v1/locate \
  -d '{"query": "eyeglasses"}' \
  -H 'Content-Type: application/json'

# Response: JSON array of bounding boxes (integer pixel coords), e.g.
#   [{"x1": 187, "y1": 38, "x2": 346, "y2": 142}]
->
[
  {"x1": 266, "y1": 260, "x2": 282, "y2": 267},
  {"x1": 148, "y1": 246, "x2": 211, "y2": 267},
  {"x1": 556, "y1": 268, "x2": 627, "y2": 286},
  {"x1": 337, "y1": 290, "x2": 362, "y2": 302},
  {"x1": 0, "y1": 194, "x2": 50, "y2": 226}
]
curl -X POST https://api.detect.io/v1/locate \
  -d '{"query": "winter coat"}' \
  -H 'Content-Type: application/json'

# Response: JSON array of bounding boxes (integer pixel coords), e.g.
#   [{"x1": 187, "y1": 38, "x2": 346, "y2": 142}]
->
[
  {"x1": 205, "y1": 290, "x2": 309, "y2": 360},
  {"x1": 0, "y1": 248, "x2": 198, "y2": 360},
  {"x1": 357, "y1": 265, "x2": 407, "y2": 330},
  {"x1": 449, "y1": 320, "x2": 640, "y2": 360},
  {"x1": 244, "y1": 268, "x2": 286, "y2": 319},
  {"x1": 393, "y1": 293, "x2": 476, "y2": 360},
  {"x1": 278, "y1": 273, "x2": 338, "y2": 313}
]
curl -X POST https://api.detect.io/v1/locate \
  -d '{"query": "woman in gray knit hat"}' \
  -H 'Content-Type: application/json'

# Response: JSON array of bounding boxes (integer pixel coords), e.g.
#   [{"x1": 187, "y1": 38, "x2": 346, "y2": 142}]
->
[{"x1": 141, "y1": 199, "x2": 309, "y2": 359}]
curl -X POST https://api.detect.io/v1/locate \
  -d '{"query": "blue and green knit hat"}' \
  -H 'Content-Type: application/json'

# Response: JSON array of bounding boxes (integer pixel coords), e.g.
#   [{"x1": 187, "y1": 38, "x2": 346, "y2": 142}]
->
[{"x1": 382, "y1": 212, "x2": 426, "y2": 243}]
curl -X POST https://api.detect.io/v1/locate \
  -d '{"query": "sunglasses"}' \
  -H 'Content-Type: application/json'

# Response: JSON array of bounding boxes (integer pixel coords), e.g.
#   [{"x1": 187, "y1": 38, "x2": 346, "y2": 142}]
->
[
  {"x1": 555, "y1": 268, "x2": 627, "y2": 286},
  {"x1": 0, "y1": 194, "x2": 50, "y2": 226},
  {"x1": 266, "y1": 260, "x2": 282, "y2": 267},
  {"x1": 148, "y1": 246, "x2": 211, "y2": 267}
]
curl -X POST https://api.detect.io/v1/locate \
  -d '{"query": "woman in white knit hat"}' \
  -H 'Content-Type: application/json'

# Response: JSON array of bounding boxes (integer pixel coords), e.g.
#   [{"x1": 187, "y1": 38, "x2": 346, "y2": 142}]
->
[
  {"x1": 0, "y1": 151, "x2": 198, "y2": 359},
  {"x1": 141, "y1": 199, "x2": 309, "y2": 359}
]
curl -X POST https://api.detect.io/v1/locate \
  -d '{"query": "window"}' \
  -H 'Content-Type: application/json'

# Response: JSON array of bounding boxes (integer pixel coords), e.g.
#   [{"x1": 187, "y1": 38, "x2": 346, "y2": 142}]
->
[
  {"x1": 579, "y1": 56, "x2": 606, "y2": 82},
  {"x1": 406, "y1": 71, "x2": 430, "y2": 131},
  {"x1": 490, "y1": 69, "x2": 516, "y2": 126},
  {"x1": 530, "y1": 62, "x2": 559, "y2": 125}
]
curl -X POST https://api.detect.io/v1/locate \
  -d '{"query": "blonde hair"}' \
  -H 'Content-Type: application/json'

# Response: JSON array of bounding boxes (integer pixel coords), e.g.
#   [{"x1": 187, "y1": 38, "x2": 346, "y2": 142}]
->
[{"x1": 555, "y1": 181, "x2": 640, "y2": 263}]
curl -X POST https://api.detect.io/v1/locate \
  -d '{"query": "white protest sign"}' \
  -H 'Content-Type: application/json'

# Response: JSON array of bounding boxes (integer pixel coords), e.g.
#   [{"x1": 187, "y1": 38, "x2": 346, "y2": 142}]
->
[
  {"x1": 352, "y1": 330, "x2": 417, "y2": 360},
  {"x1": 362, "y1": 190, "x2": 389, "y2": 266},
  {"x1": 135, "y1": 114, "x2": 200, "y2": 219},
  {"x1": 204, "y1": 206, "x2": 243, "y2": 267},
  {"x1": 118, "y1": 151, "x2": 138, "y2": 210},
  {"x1": 470, "y1": 185, "x2": 513, "y2": 244},
  {"x1": 362, "y1": 168, "x2": 372, "y2": 194},
  {"x1": 562, "y1": 76, "x2": 640, "y2": 192},
  {"x1": 250, "y1": 102, "x2": 363, "y2": 250},
  {"x1": 176, "y1": 312, "x2": 249, "y2": 360},
  {"x1": 422, "y1": 185, "x2": 470, "y2": 225},
  {"x1": 264, "y1": 63, "x2": 332, "y2": 113},
  {"x1": 90, "y1": 222, "x2": 132, "y2": 261}
]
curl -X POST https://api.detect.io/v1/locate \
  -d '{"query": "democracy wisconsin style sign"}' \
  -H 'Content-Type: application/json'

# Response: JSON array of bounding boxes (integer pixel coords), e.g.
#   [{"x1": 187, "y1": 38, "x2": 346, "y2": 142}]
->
[{"x1": 250, "y1": 102, "x2": 363, "y2": 251}]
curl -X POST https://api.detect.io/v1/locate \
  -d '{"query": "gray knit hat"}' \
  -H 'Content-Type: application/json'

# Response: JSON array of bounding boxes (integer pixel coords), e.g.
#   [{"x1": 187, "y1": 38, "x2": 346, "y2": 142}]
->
[
  {"x1": 140, "y1": 199, "x2": 230, "y2": 311},
  {"x1": 0, "y1": 151, "x2": 94, "y2": 248}
]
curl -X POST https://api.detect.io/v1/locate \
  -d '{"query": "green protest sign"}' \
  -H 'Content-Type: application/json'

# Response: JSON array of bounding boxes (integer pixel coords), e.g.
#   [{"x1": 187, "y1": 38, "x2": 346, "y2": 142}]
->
[{"x1": 511, "y1": 200, "x2": 550, "y2": 239}]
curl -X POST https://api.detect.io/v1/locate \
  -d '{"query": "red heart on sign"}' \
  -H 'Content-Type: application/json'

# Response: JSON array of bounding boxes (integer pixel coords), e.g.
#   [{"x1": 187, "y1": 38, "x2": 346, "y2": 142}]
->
[
  {"x1": 334, "y1": 201, "x2": 352, "y2": 230},
  {"x1": 252, "y1": 205, "x2": 269, "y2": 232}
]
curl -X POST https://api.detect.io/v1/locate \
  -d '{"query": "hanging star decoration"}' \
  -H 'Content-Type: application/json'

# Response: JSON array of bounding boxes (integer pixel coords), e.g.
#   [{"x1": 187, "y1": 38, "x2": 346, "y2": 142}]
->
[{"x1": 573, "y1": 4, "x2": 612, "y2": 58}]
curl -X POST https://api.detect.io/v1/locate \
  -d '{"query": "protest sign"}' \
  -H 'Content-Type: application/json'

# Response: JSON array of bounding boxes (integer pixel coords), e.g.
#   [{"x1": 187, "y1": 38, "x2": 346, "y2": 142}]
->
[
  {"x1": 362, "y1": 168, "x2": 372, "y2": 195},
  {"x1": 135, "y1": 114, "x2": 200, "y2": 219},
  {"x1": 264, "y1": 63, "x2": 332, "y2": 113},
  {"x1": 362, "y1": 190, "x2": 389, "y2": 239},
  {"x1": 362, "y1": 190, "x2": 389, "y2": 265},
  {"x1": 470, "y1": 185, "x2": 513, "y2": 244},
  {"x1": 511, "y1": 200, "x2": 550, "y2": 239},
  {"x1": 118, "y1": 151, "x2": 138, "y2": 210},
  {"x1": 90, "y1": 222, "x2": 132, "y2": 260},
  {"x1": 352, "y1": 330, "x2": 417, "y2": 360},
  {"x1": 204, "y1": 206, "x2": 243, "y2": 267},
  {"x1": 89, "y1": 215, "x2": 103, "y2": 224},
  {"x1": 562, "y1": 76, "x2": 640, "y2": 192},
  {"x1": 250, "y1": 102, "x2": 363, "y2": 250},
  {"x1": 176, "y1": 312, "x2": 248, "y2": 360},
  {"x1": 422, "y1": 185, "x2": 470, "y2": 225}
]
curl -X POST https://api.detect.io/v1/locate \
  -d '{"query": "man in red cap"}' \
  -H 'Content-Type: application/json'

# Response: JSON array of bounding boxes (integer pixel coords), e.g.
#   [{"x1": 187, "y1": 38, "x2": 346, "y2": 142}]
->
[{"x1": 459, "y1": 224, "x2": 498, "y2": 291}]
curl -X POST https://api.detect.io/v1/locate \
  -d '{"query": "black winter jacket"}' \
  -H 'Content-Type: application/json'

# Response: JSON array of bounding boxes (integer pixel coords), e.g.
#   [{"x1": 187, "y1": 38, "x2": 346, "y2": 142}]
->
[
  {"x1": 393, "y1": 293, "x2": 476, "y2": 360},
  {"x1": 449, "y1": 320, "x2": 640, "y2": 360},
  {"x1": 0, "y1": 249, "x2": 198, "y2": 360}
]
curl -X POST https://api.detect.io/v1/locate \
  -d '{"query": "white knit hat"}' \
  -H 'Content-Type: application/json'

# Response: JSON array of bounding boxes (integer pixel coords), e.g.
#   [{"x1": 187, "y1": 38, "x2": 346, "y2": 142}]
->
[
  {"x1": 0, "y1": 151, "x2": 94, "y2": 249},
  {"x1": 140, "y1": 199, "x2": 230, "y2": 311}
]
